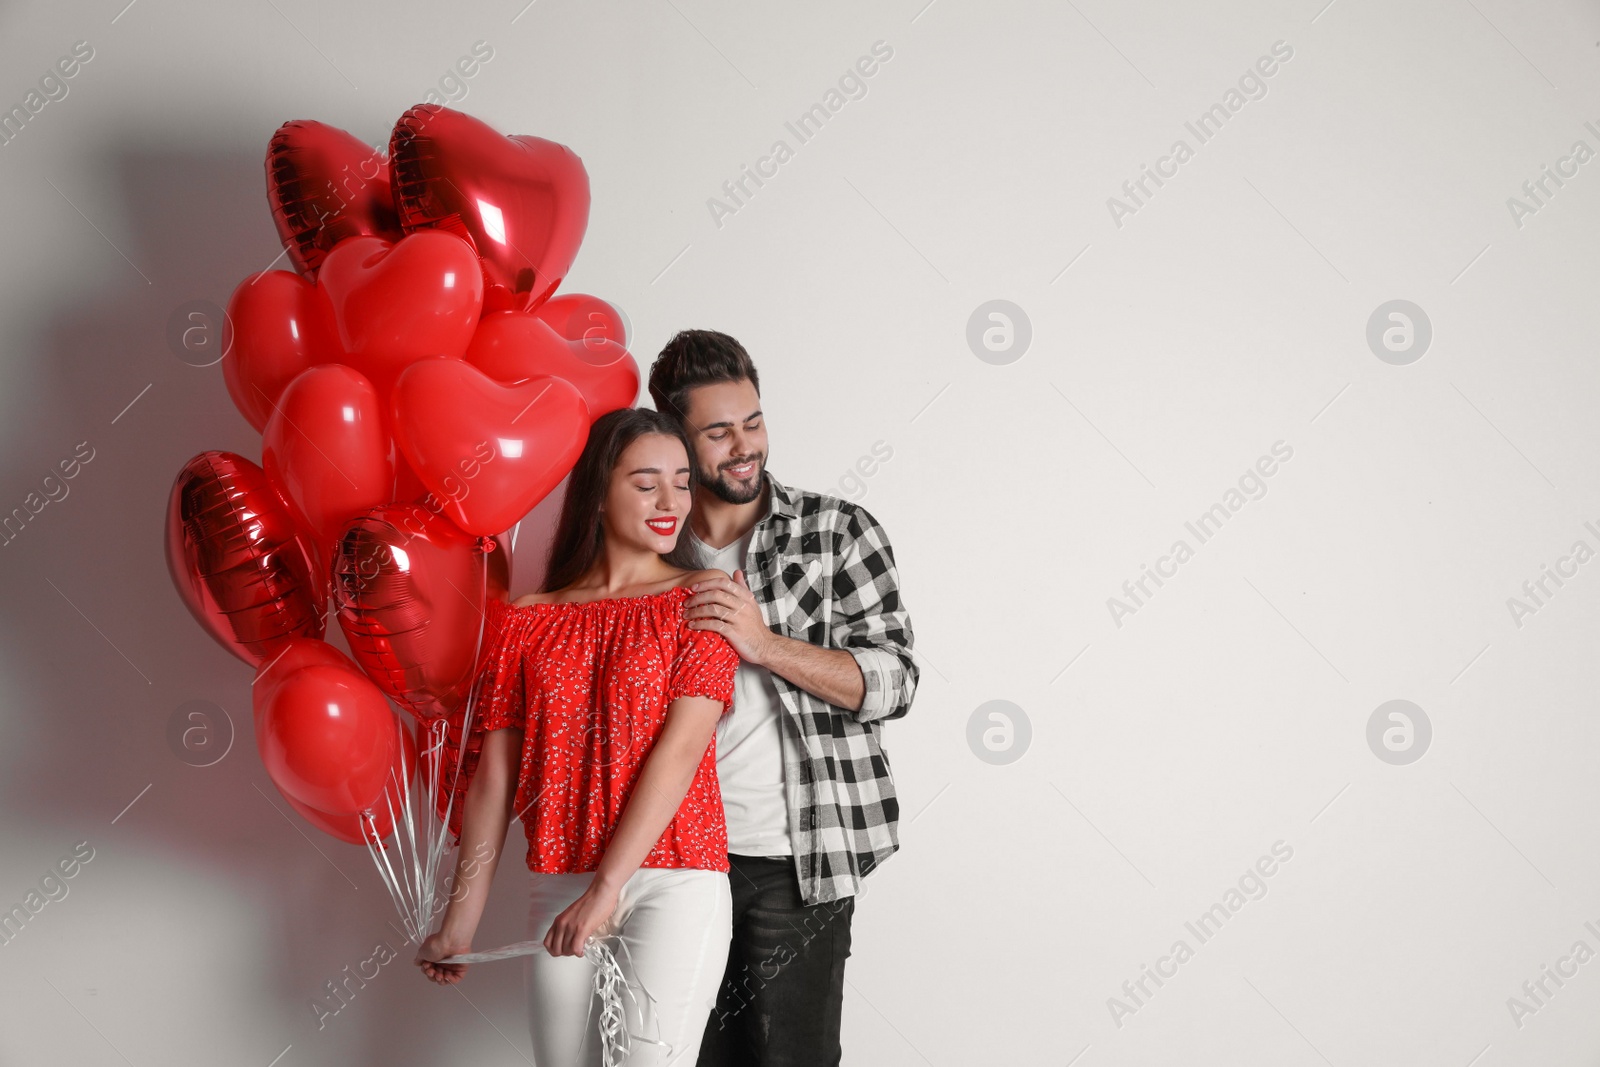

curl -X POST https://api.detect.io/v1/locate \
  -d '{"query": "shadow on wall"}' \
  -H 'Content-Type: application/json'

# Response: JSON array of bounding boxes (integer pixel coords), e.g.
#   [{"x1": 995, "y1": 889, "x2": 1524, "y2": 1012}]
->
[{"x1": 1, "y1": 143, "x2": 540, "y2": 1058}]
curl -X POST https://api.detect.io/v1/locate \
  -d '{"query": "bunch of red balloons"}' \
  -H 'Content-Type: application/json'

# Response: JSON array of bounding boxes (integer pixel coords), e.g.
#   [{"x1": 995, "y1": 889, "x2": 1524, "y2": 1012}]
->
[{"x1": 164, "y1": 104, "x2": 638, "y2": 848}]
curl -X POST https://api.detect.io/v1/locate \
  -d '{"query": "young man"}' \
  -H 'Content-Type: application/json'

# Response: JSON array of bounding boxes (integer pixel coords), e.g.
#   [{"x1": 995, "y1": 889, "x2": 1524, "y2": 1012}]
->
[{"x1": 648, "y1": 329, "x2": 918, "y2": 1067}]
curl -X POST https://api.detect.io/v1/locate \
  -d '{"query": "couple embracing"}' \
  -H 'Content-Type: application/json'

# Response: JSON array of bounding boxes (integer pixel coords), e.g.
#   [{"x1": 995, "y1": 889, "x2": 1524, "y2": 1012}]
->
[{"x1": 415, "y1": 329, "x2": 918, "y2": 1066}]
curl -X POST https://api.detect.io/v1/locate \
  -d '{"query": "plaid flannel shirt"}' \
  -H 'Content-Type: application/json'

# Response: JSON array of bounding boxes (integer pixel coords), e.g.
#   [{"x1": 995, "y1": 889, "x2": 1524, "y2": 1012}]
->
[{"x1": 730, "y1": 470, "x2": 918, "y2": 905}]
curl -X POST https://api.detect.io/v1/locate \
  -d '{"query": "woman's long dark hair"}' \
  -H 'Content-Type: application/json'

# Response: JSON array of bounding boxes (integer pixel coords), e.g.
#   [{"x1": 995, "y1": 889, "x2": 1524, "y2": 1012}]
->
[{"x1": 540, "y1": 407, "x2": 703, "y2": 593}]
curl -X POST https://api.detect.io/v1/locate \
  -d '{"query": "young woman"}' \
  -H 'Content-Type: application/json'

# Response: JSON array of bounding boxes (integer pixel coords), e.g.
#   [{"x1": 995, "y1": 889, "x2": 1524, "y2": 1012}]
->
[{"x1": 415, "y1": 407, "x2": 742, "y2": 1065}]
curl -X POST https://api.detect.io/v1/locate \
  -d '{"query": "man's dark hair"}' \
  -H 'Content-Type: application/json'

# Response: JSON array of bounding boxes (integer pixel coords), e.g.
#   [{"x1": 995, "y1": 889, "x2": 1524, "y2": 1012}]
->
[{"x1": 647, "y1": 329, "x2": 761, "y2": 426}]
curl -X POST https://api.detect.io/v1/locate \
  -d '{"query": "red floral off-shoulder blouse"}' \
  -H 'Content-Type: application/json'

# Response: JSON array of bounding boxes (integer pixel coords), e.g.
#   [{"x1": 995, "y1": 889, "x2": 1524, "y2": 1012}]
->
[{"x1": 438, "y1": 584, "x2": 739, "y2": 874}]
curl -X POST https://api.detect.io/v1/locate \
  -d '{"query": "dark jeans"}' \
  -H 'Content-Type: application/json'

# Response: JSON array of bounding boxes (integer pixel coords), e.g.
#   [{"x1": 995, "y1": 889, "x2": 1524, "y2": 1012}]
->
[{"x1": 696, "y1": 853, "x2": 855, "y2": 1067}]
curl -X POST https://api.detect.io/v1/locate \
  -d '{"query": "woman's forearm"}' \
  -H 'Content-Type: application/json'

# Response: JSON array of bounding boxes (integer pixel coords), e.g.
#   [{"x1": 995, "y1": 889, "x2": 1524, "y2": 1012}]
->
[
  {"x1": 592, "y1": 696, "x2": 722, "y2": 890},
  {"x1": 438, "y1": 729, "x2": 518, "y2": 944}
]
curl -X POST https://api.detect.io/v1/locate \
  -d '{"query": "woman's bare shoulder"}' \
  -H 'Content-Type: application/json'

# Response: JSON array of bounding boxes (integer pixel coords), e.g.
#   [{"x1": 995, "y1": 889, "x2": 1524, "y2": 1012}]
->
[{"x1": 511, "y1": 591, "x2": 555, "y2": 608}]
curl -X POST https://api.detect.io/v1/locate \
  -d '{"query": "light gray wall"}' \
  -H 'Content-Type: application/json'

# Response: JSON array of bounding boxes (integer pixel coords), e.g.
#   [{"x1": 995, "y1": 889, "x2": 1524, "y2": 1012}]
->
[{"x1": 2, "y1": 0, "x2": 1598, "y2": 1063}]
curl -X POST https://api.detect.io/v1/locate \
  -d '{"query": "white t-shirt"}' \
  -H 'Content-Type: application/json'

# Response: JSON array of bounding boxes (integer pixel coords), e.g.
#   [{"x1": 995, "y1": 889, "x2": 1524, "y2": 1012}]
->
[{"x1": 686, "y1": 524, "x2": 793, "y2": 856}]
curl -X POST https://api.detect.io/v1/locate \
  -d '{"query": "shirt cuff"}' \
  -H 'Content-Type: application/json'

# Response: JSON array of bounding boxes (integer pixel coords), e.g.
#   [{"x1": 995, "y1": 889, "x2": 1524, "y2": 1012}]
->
[{"x1": 846, "y1": 645, "x2": 898, "y2": 720}]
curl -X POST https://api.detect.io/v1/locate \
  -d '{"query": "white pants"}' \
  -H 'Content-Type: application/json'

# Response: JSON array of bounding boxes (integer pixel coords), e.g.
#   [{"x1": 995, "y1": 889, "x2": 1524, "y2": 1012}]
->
[{"x1": 524, "y1": 867, "x2": 732, "y2": 1066}]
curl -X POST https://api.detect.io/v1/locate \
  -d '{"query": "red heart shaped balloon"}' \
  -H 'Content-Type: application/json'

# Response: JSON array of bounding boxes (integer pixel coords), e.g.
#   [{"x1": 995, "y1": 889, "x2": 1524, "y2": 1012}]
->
[
  {"x1": 267, "y1": 119, "x2": 402, "y2": 280},
  {"x1": 392, "y1": 359, "x2": 589, "y2": 536},
  {"x1": 466, "y1": 311, "x2": 638, "y2": 422},
  {"x1": 222, "y1": 270, "x2": 341, "y2": 433},
  {"x1": 392, "y1": 453, "x2": 432, "y2": 506},
  {"x1": 316, "y1": 231, "x2": 484, "y2": 402},
  {"x1": 536, "y1": 293, "x2": 628, "y2": 348},
  {"x1": 165, "y1": 451, "x2": 326, "y2": 667},
  {"x1": 390, "y1": 104, "x2": 590, "y2": 314},
  {"x1": 262, "y1": 364, "x2": 395, "y2": 566},
  {"x1": 332, "y1": 503, "x2": 509, "y2": 722},
  {"x1": 258, "y1": 661, "x2": 399, "y2": 814}
]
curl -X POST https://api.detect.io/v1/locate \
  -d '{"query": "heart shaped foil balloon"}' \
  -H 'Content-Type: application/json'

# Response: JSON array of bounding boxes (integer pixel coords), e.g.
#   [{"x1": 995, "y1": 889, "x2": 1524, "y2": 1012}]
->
[
  {"x1": 389, "y1": 104, "x2": 590, "y2": 314},
  {"x1": 392, "y1": 359, "x2": 590, "y2": 536},
  {"x1": 164, "y1": 451, "x2": 327, "y2": 667},
  {"x1": 332, "y1": 503, "x2": 510, "y2": 722},
  {"x1": 266, "y1": 119, "x2": 403, "y2": 280}
]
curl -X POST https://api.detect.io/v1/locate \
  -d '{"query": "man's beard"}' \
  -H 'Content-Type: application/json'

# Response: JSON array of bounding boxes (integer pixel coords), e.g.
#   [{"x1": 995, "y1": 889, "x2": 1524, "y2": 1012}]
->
[{"x1": 701, "y1": 455, "x2": 765, "y2": 505}]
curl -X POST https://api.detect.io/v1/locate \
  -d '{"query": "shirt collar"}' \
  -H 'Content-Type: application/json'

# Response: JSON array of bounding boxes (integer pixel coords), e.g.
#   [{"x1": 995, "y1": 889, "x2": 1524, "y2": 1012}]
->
[{"x1": 762, "y1": 469, "x2": 800, "y2": 524}]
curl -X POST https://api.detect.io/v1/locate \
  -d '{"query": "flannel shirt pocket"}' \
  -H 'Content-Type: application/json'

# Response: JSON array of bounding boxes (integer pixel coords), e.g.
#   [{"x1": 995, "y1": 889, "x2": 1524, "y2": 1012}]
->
[{"x1": 776, "y1": 558, "x2": 827, "y2": 640}]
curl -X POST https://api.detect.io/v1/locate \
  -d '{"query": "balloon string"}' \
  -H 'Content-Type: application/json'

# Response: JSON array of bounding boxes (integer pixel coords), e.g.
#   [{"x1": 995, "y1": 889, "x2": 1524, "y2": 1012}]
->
[
  {"x1": 423, "y1": 720, "x2": 451, "y2": 894},
  {"x1": 419, "y1": 719, "x2": 446, "y2": 927},
  {"x1": 383, "y1": 768, "x2": 420, "y2": 937},
  {"x1": 437, "y1": 543, "x2": 494, "y2": 850},
  {"x1": 359, "y1": 812, "x2": 412, "y2": 939},
  {"x1": 369, "y1": 792, "x2": 416, "y2": 939},
  {"x1": 392, "y1": 714, "x2": 424, "y2": 932},
  {"x1": 435, "y1": 933, "x2": 672, "y2": 1067}
]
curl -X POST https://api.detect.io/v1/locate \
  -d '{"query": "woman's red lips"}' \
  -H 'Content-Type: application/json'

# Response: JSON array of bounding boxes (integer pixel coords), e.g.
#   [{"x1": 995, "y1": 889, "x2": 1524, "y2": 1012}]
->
[{"x1": 645, "y1": 516, "x2": 677, "y2": 534}]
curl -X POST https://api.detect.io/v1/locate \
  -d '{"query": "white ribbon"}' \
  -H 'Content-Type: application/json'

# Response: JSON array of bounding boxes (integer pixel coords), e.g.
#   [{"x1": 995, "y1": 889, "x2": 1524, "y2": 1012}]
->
[{"x1": 437, "y1": 934, "x2": 672, "y2": 1067}]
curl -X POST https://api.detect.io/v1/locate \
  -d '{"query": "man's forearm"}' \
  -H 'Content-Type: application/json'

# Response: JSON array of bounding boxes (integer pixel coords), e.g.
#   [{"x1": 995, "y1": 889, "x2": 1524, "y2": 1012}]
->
[{"x1": 756, "y1": 631, "x2": 865, "y2": 711}]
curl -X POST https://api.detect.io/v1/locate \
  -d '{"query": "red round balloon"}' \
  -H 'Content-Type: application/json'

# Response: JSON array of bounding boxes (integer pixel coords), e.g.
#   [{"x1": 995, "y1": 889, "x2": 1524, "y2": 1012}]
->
[
  {"x1": 466, "y1": 311, "x2": 638, "y2": 421},
  {"x1": 267, "y1": 119, "x2": 402, "y2": 281},
  {"x1": 278, "y1": 719, "x2": 416, "y2": 846},
  {"x1": 222, "y1": 270, "x2": 341, "y2": 433},
  {"x1": 390, "y1": 104, "x2": 589, "y2": 314},
  {"x1": 333, "y1": 504, "x2": 508, "y2": 721},
  {"x1": 165, "y1": 451, "x2": 326, "y2": 668},
  {"x1": 262, "y1": 364, "x2": 395, "y2": 567},
  {"x1": 253, "y1": 637, "x2": 354, "y2": 710},
  {"x1": 252, "y1": 639, "x2": 415, "y2": 845},
  {"x1": 281, "y1": 792, "x2": 398, "y2": 847},
  {"x1": 392, "y1": 359, "x2": 589, "y2": 536},
  {"x1": 258, "y1": 662, "x2": 398, "y2": 815},
  {"x1": 315, "y1": 231, "x2": 484, "y2": 403}
]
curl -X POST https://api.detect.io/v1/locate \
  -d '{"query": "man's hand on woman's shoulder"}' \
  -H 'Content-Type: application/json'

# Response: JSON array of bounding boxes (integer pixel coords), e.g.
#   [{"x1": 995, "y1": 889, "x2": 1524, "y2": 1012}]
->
[{"x1": 683, "y1": 567, "x2": 772, "y2": 663}]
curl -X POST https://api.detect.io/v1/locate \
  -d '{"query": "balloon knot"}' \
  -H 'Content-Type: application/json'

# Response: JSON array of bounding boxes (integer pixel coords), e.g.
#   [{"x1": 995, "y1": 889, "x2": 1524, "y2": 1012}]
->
[{"x1": 478, "y1": 535, "x2": 497, "y2": 554}]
